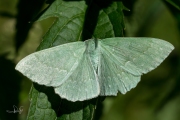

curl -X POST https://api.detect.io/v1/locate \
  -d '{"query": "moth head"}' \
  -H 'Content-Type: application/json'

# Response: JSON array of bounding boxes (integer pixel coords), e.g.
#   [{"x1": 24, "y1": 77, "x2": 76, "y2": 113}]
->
[{"x1": 85, "y1": 39, "x2": 99, "y2": 52}]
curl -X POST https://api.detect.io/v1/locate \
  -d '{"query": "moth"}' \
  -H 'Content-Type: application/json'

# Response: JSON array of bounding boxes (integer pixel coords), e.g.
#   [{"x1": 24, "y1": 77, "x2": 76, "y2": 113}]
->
[{"x1": 15, "y1": 37, "x2": 174, "y2": 102}]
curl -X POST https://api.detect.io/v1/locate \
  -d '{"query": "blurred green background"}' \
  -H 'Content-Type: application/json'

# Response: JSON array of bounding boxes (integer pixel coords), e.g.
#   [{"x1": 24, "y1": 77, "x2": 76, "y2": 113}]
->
[{"x1": 0, "y1": 0, "x2": 179, "y2": 120}]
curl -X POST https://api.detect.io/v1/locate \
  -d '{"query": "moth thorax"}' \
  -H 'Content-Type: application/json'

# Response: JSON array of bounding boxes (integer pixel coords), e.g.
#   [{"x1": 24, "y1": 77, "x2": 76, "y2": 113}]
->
[{"x1": 85, "y1": 39, "x2": 99, "y2": 71}]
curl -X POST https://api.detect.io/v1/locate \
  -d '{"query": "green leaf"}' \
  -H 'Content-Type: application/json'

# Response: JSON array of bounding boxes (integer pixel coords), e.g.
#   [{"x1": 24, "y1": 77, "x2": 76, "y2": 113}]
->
[
  {"x1": 27, "y1": 84, "x2": 57, "y2": 120},
  {"x1": 37, "y1": 0, "x2": 88, "y2": 50},
  {"x1": 165, "y1": 0, "x2": 180, "y2": 10},
  {"x1": 93, "y1": 2, "x2": 126, "y2": 38},
  {"x1": 21, "y1": 0, "x2": 126, "y2": 119},
  {"x1": 164, "y1": 0, "x2": 180, "y2": 29},
  {"x1": 37, "y1": 0, "x2": 126, "y2": 50}
]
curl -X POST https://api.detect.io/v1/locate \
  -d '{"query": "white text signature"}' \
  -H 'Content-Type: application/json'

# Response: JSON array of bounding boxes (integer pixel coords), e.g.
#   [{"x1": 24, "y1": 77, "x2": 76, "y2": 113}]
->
[{"x1": 6, "y1": 105, "x2": 23, "y2": 114}]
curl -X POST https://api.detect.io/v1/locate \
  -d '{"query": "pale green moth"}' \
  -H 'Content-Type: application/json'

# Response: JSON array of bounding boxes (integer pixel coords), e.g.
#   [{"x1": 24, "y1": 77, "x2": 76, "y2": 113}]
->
[{"x1": 15, "y1": 37, "x2": 174, "y2": 102}]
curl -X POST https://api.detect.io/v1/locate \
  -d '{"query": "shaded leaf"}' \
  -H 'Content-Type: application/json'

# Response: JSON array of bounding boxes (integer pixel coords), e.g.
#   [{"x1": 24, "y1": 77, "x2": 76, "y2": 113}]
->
[{"x1": 165, "y1": 0, "x2": 180, "y2": 10}]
